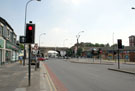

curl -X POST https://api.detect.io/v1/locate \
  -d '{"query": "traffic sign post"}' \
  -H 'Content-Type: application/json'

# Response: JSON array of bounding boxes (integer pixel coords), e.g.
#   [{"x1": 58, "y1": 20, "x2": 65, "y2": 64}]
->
[
  {"x1": 33, "y1": 44, "x2": 39, "y2": 70},
  {"x1": 117, "y1": 39, "x2": 122, "y2": 69},
  {"x1": 19, "y1": 36, "x2": 26, "y2": 43},
  {"x1": 118, "y1": 49, "x2": 120, "y2": 69}
]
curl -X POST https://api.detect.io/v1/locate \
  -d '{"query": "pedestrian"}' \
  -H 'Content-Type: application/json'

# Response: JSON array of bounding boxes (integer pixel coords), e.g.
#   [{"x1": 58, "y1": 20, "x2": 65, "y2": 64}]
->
[{"x1": 19, "y1": 54, "x2": 23, "y2": 64}]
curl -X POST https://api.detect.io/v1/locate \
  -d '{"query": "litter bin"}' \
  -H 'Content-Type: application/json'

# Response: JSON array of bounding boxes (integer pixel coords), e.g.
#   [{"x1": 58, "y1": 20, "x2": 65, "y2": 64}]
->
[{"x1": 19, "y1": 60, "x2": 22, "y2": 64}]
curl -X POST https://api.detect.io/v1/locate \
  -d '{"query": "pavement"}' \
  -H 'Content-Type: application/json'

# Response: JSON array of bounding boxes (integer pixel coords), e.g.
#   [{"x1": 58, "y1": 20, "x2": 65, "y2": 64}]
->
[
  {"x1": 0, "y1": 61, "x2": 53, "y2": 91},
  {"x1": 68, "y1": 58, "x2": 115, "y2": 65},
  {"x1": 67, "y1": 58, "x2": 135, "y2": 75}
]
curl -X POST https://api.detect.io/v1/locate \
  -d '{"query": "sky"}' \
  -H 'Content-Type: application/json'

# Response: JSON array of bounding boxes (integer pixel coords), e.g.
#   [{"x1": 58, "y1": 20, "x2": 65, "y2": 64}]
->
[{"x1": 1, "y1": 0, "x2": 135, "y2": 47}]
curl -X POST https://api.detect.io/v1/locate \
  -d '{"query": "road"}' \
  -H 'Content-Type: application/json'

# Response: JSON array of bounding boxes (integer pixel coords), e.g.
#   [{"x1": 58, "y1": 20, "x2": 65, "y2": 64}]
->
[{"x1": 45, "y1": 58, "x2": 135, "y2": 91}]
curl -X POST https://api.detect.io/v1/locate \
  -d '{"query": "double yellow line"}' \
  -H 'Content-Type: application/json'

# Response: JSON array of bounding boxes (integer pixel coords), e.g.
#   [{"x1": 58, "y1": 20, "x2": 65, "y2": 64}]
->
[{"x1": 44, "y1": 65, "x2": 57, "y2": 91}]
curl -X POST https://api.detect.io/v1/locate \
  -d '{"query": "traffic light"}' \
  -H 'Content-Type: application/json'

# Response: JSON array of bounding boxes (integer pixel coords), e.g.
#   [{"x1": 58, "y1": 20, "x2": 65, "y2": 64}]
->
[
  {"x1": 118, "y1": 39, "x2": 122, "y2": 49},
  {"x1": 113, "y1": 51, "x2": 116, "y2": 55},
  {"x1": 91, "y1": 49, "x2": 94, "y2": 55},
  {"x1": 25, "y1": 23, "x2": 35, "y2": 43},
  {"x1": 98, "y1": 48, "x2": 102, "y2": 54}
]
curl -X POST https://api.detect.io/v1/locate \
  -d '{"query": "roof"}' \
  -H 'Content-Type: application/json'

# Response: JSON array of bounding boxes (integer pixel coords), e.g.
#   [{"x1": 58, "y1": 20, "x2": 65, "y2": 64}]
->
[
  {"x1": 129, "y1": 35, "x2": 135, "y2": 38},
  {"x1": 0, "y1": 17, "x2": 14, "y2": 31}
]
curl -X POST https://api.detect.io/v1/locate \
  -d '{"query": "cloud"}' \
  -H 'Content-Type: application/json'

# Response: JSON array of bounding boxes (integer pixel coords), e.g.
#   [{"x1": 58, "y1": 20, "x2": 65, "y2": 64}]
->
[
  {"x1": 50, "y1": 27, "x2": 68, "y2": 34},
  {"x1": 62, "y1": 0, "x2": 82, "y2": 6}
]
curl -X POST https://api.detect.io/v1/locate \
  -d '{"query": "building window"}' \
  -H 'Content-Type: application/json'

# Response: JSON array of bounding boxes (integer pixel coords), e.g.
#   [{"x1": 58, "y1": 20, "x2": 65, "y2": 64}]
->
[
  {"x1": 0, "y1": 25, "x2": 3, "y2": 36},
  {"x1": 7, "y1": 30, "x2": 10, "y2": 37}
]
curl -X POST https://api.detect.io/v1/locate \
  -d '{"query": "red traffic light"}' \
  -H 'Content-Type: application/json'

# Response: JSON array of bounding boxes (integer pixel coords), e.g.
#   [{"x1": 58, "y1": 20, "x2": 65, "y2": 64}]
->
[
  {"x1": 28, "y1": 26, "x2": 33, "y2": 31},
  {"x1": 25, "y1": 23, "x2": 35, "y2": 43},
  {"x1": 118, "y1": 39, "x2": 122, "y2": 49}
]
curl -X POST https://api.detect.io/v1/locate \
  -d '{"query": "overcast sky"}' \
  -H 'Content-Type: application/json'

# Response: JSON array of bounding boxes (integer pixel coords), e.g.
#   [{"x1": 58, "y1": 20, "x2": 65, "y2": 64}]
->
[{"x1": 1, "y1": 0, "x2": 135, "y2": 47}]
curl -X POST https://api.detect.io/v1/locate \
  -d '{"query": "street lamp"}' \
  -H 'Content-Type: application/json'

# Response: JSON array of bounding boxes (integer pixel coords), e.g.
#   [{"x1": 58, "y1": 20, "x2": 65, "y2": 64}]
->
[
  {"x1": 39, "y1": 33, "x2": 46, "y2": 52},
  {"x1": 25, "y1": 0, "x2": 41, "y2": 25},
  {"x1": 23, "y1": 0, "x2": 41, "y2": 66},
  {"x1": 112, "y1": 32, "x2": 114, "y2": 60},
  {"x1": 131, "y1": 7, "x2": 135, "y2": 9},
  {"x1": 76, "y1": 31, "x2": 84, "y2": 57},
  {"x1": 24, "y1": 0, "x2": 41, "y2": 86}
]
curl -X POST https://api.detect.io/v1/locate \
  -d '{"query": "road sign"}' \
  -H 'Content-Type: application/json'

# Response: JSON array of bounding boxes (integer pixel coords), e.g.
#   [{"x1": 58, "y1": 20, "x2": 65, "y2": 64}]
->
[
  {"x1": 32, "y1": 50, "x2": 38, "y2": 55},
  {"x1": 19, "y1": 36, "x2": 26, "y2": 43},
  {"x1": 34, "y1": 44, "x2": 38, "y2": 50}
]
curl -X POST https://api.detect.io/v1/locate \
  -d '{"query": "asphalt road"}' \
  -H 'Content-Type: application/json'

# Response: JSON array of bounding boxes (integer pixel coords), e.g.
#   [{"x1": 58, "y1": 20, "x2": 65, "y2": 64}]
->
[{"x1": 45, "y1": 58, "x2": 135, "y2": 91}]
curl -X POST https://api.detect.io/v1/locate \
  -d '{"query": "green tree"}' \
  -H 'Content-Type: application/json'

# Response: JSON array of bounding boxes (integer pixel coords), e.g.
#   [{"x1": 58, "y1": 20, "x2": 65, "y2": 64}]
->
[
  {"x1": 19, "y1": 44, "x2": 24, "y2": 49},
  {"x1": 66, "y1": 49, "x2": 73, "y2": 57},
  {"x1": 77, "y1": 47, "x2": 83, "y2": 57},
  {"x1": 111, "y1": 44, "x2": 117, "y2": 47},
  {"x1": 95, "y1": 43, "x2": 100, "y2": 47},
  {"x1": 100, "y1": 44, "x2": 105, "y2": 47},
  {"x1": 105, "y1": 43, "x2": 110, "y2": 47}
]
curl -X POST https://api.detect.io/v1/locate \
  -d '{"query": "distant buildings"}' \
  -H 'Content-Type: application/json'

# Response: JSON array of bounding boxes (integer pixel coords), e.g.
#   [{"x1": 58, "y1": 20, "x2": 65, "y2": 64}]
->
[
  {"x1": 0, "y1": 17, "x2": 20, "y2": 65},
  {"x1": 129, "y1": 35, "x2": 135, "y2": 47}
]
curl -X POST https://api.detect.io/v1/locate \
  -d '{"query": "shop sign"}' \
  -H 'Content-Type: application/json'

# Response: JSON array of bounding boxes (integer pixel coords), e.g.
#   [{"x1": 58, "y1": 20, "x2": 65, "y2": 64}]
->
[{"x1": 6, "y1": 41, "x2": 18, "y2": 50}]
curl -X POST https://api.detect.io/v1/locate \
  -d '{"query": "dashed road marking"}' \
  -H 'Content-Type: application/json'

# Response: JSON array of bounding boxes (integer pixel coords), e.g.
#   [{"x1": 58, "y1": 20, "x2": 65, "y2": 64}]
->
[{"x1": 14, "y1": 88, "x2": 26, "y2": 91}]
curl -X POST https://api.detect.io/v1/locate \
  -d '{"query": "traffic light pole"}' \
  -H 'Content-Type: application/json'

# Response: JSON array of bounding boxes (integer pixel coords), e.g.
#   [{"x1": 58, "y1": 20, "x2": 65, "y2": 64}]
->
[
  {"x1": 23, "y1": 48, "x2": 26, "y2": 66},
  {"x1": 28, "y1": 44, "x2": 31, "y2": 86},
  {"x1": 117, "y1": 39, "x2": 122, "y2": 69},
  {"x1": 100, "y1": 54, "x2": 101, "y2": 64},
  {"x1": 118, "y1": 49, "x2": 120, "y2": 69},
  {"x1": 76, "y1": 38, "x2": 79, "y2": 58}
]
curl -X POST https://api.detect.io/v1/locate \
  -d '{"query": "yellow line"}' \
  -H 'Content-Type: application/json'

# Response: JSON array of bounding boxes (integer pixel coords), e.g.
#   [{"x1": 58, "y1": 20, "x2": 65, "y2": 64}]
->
[
  {"x1": 46, "y1": 74, "x2": 53, "y2": 91},
  {"x1": 46, "y1": 71, "x2": 57, "y2": 91},
  {"x1": 44, "y1": 65, "x2": 57, "y2": 91}
]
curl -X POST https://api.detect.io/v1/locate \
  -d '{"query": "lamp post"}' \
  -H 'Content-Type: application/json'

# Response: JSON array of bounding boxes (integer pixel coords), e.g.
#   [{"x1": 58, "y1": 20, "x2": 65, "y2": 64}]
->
[
  {"x1": 76, "y1": 31, "x2": 84, "y2": 57},
  {"x1": 23, "y1": 0, "x2": 41, "y2": 66},
  {"x1": 25, "y1": 0, "x2": 41, "y2": 25},
  {"x1": 24, "y1": 0, "x2": 41, "y2": 86},
  {"x1": 112, "y1": 32, "x2": 114, "y2": 60},
  {"x1": 39, "y1": 33, "x2": 46, "y2": 53}
]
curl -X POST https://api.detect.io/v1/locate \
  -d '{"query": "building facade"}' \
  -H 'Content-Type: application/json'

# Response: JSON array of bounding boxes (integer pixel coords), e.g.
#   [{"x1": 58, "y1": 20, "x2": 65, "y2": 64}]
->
[
  {"x1": 129, "y1": 35, "x2": 135, "y2": 47},
  {"x1": 0, "y1": 17, "x2": 20, "y2": 65}
]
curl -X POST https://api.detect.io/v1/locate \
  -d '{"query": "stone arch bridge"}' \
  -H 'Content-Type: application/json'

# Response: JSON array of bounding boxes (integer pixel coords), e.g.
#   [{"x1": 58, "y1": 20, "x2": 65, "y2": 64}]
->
[{"x1": 39, "y1": 47, "x2": 69, "y2": 57}]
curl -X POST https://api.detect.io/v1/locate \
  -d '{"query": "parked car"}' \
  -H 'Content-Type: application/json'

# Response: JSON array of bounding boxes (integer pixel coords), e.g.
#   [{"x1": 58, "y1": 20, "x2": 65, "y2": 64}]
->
[
  {"x1": 44, "y1": 57, "x2": 49, "y2": 60},
  {"x1": 38, "y1": 57, "x2": 45, "y2": 61}
]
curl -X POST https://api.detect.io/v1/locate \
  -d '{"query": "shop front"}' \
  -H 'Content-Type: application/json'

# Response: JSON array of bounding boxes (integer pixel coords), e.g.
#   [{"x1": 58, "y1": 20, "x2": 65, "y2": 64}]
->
[
  {"x1": 0, "y1": 49, "x2": 2, "y2": 65},
  {"x1": 0, "y1": 37, "x2": 5, "y2": 65},
  {"x1": 6, "y1": 41, "x2": 19, "y2": 62}
]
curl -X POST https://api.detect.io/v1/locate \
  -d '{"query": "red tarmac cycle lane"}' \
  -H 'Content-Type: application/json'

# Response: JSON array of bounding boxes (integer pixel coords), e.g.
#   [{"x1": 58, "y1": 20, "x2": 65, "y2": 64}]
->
[{"x1": 44, "y1": 63, "x2": 68, "y2": 91}]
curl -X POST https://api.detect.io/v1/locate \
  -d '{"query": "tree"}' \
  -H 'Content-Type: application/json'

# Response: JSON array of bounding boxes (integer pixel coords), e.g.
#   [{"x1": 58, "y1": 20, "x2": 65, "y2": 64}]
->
[
  {"x1": 66, "y1": 49, "x2": 73, "y2": 57},
  {"x1": 77, "y1": 47, "x2": 83, "y2": 57},
  {"x1": 99, "y1": 44, "x2": 105, "y2": 47},
  {"x1": 19, "y1": 44, "x2": 24, "y2": 50},
  {"x1": 111, "y1": 44, "x2": 117, "y2": 47},
  {"x1": 95, "y1": 43, "x2": 100, "y2": 47},
  {"x1": 105, "y1": 43, "x2": 110, "y2": 47}
]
